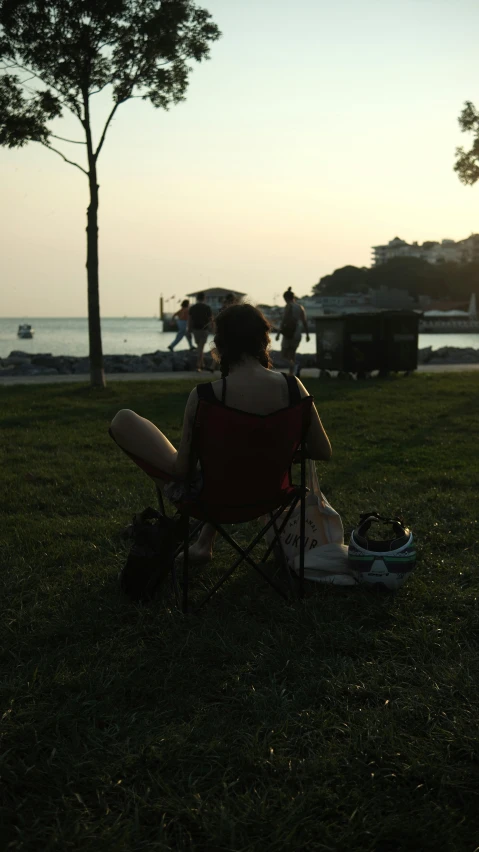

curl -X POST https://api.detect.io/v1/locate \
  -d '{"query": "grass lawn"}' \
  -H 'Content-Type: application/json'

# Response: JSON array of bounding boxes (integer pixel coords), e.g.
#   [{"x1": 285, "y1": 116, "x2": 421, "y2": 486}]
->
[{"x1": 1, "y1": 373, "x2": 479, "y2": 852}]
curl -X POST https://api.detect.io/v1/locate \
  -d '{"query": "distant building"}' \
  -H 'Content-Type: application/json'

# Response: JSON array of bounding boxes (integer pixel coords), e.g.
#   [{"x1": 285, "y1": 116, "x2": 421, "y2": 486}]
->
[
  {"x1": 186, "y1": 287, "x2": 246, "y2": 315},
  {"x1": 303, "y1": 289, "x2": 417, "y2": 315},
  {"x1": 309, "y1": 293, "x2": 371, "y2": 315},
  {"x1": 372, "y1": 234, "x2": 479, "y2": 266},
  {"x1": 369, "y1": 286, "x2": 414, "y2": 309}
]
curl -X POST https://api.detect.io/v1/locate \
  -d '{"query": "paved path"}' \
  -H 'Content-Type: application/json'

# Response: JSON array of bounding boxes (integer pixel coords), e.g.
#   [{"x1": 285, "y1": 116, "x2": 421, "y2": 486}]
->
[{"x1": 1, "y1": 363, "x2": 479, "y2": 387}]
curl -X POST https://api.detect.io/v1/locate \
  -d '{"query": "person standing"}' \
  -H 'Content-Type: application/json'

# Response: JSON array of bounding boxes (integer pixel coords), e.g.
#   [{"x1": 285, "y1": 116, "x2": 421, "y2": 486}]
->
[
  {"x1": 168, "y1": 300, "x2": 195, "y2": 352},
  {"x1": 188, "y1": 292, "x2": 213, "y2": 371},
  {"x1": 276, "y1": 286, "x2": 310, "y2": 376},
  {"x1": 221, "y1": 293, "x2": 238, "y2": 310}
]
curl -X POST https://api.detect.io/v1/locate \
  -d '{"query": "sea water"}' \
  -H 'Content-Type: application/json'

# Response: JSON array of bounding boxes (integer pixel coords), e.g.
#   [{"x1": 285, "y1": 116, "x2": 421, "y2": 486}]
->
[{"x1": 1, "y1": 317, "x2": 478, "y2": 358}]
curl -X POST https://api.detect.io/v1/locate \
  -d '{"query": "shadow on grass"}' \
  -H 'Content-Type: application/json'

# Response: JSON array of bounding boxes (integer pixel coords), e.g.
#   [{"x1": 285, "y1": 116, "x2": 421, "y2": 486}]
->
[{"x1": 2, "y1": 373, "x2": 479, "y2": 851}]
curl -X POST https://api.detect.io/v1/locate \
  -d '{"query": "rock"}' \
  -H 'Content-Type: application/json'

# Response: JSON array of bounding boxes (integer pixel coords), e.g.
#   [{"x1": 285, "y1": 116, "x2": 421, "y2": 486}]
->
[
  {"x1": 16, "y1": 364, "x2": 42, "y2": 375},
  {"x1": 418, "y1": 346, "x2": 432, "y2": 364},
  {"x1": 109, "y1": 363, "x2": 131, "y2": 373},
  {"x1": 72, "y1": 359, "x2": 90, "y2": 374},
  {"x1": 2, "y1": 345, "x2": 478, "y2": 378},
  {"x1": 143, "y1": 350, "x2": 164, "y2": 362},
  {"x1": 138, "y1": 356, "x2": 157, "y2": 371},
  {"x1": 3, "y1": 355, "x2": 32, "y2": 366},
  {"x1": 173, "y1": 351, "x2": 198, "y2": 370},
  {"x1": 31, "y1": 355, "x2": 65, "y2": 369},
  {"x1": 8, "y1": 350, "x2": 33, "y2": 359},
  {"x1": 429, "y1": 346, "x2": 479, "y2": 364},
  {"x1": 173, "y1": 355, "x2": 195, "y2": 371}
]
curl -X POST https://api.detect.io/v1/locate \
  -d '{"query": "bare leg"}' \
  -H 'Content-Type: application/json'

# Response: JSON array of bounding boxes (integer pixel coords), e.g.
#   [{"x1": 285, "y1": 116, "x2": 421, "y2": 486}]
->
[
  {"x1": 112, "y1": 409, "x2": 217, "y2": 561},
  {"x1": 289, "y1": 344, "x2": 300, "y2": 376},
  {"x1": 187, "y1": 523, "x2": 217, "y2": 563},
  {"x1": 110, "y1": 409, "x2": 178, "y2": 478},
  {"x1": 197, "y1": 341, "x2": 206, "y2": 371}
]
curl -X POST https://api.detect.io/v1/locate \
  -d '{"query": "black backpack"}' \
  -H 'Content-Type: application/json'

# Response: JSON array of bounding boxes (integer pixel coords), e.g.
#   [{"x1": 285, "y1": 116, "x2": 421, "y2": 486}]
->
[
  {"x1": 280, "y1": 304, "x2": 298, "y2": 339},
  {"x1": 119, "y1": 507, "x2": 184, "y2": 602}
]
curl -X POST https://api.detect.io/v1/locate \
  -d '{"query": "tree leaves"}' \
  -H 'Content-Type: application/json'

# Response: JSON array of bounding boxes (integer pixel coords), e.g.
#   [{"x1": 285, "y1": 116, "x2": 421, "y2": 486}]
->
[
  {"x1": 455, "y1": 100, "x2": 479, "y2": 186},
  {"x1": 0, "y1": 0, "x2": 221, "y2": 135},
  {"x1": 0, "y1": 73, "x2": 60, "y2": 146}
]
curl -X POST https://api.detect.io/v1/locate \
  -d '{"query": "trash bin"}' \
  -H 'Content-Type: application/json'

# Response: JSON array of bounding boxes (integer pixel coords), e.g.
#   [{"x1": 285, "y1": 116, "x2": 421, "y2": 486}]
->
[
  {"x1": 315, "y1": 316, "x2": 346, "y2": 371},
  {"x1": 343, "y1": 313, "x2": 382, "y2": 373},
  {"x1": 315, "y1": 311, "x2": 420, "y2": 374},
  {"x1": 379, "y1": 311, "x2": 420, "y2": 372},
  {"x1": 315, "y1": 313, "x2": 382, "y2": 373}
]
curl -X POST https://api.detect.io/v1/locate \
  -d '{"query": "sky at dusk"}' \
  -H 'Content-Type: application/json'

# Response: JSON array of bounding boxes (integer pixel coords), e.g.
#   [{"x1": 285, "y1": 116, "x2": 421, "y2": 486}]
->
[{"x1": 2, "y1": 0, "x2": 479, "y2": 317}]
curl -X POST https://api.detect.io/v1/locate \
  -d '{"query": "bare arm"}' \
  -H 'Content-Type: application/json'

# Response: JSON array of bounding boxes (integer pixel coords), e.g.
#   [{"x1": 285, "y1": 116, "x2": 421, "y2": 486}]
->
[
  {"x1": 174, "y1": 389, "x2": 199, "y2": 477},
  {"x1": 296, "y1": 378, "x2": 332, "y2": 461},
  {"x1": 276, "y1": 304, "x2": 289, "y2": 340},
  {"x1": 300, "y1": 306, "x2": 310, "y2": 338}
]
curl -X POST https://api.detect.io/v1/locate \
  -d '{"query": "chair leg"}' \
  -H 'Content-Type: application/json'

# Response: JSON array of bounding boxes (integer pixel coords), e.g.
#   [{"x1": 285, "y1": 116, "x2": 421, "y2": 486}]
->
[
  {"x1": 182, "y1": 514, "x2": 190, "y2": 614},
  {"x1": 270, "y1": 512, "x2": 296, "y2": 598},
  {"x1": 195, "y1": 516, "x2": 291, "y2": 610},
  {"x1": 299, "y1": 460, "x2": 306, "y2": 599},
  {"x1": 259, "y1": 495, "x2": 299, "y2": 566},
  {"x1": 169, "y1": 520, "x2": 203, "y2": 611},
  {"x1": 156, "y1": 484, "x2": 165, "y2": 515}
]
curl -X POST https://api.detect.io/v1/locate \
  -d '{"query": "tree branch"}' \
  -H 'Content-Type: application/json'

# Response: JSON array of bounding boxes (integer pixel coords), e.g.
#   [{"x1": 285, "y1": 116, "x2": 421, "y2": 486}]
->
[
  {"x1": 40, "y1": 141, "x2": 88, "y2": 175},
  {"x1": 50, "y1": 133, "x2": 86, "y2": 144},
  {"x1": 89, "y1": 77, "x2": 116, "y2": 96},
  {"x1": 5, "y1": 60, "x2": 83, "y2": 121},
  {"x1": 94, "y1": 97, "x2": 126, "y2": 160}
]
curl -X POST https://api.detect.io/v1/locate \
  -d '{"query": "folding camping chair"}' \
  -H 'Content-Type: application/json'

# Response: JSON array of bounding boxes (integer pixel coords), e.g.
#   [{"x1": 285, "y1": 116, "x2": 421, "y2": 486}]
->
[{"x1": 112, "y1": 377, "x2": 312, "y2": 612}]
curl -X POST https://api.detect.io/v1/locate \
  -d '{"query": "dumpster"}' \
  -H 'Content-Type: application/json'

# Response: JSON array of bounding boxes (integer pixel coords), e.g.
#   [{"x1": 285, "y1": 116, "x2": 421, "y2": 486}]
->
[
  {"x1": 314, "y1": 316, "x2": 346, "y2": 372},
  {"x1": 315, "y1": 310, "x2": 420, "y2": 374},
  {"x1": 315, "y1": 313, "x2": 382, "y2": 373},
  {"x1": 379, "y1": 311, "x2": 420, "y2": 372}
]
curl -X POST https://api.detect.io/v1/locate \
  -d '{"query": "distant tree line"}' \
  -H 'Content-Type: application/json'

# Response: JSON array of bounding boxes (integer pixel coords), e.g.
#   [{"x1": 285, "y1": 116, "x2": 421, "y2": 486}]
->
[{"x1": 313, "y1": 257, "x2": 478, "y2": 302}]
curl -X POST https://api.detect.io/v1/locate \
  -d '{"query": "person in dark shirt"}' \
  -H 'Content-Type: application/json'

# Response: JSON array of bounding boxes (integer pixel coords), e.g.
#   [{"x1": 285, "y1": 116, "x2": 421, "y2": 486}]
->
[{"x1": 188, "y1": 292, "x2": 213, "y2": 371}]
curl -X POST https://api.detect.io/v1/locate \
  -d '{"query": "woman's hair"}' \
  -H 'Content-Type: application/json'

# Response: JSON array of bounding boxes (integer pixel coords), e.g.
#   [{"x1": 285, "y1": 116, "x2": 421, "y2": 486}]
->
[
  {"x1": 283, "y1": 286, "x2": 295, "y2": 302},
  {"x1": 181, "y1": 299, "x2": 189, "y2": 308},
  {"x1": 212, "y1": 304, "x2": 272, "y2": 377}
]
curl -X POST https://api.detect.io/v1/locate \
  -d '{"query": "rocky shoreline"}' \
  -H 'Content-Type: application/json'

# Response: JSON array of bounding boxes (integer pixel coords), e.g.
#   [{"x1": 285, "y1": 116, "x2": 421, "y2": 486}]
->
[{"x1": 1, "y1": 346, "x2": 478, "y2": 377}]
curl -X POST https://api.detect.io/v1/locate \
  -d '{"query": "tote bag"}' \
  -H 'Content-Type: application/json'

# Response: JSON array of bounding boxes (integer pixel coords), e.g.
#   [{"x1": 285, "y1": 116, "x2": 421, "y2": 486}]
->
[{"x1": 268, "y1": 461, "x2": 358, "y2": 586}]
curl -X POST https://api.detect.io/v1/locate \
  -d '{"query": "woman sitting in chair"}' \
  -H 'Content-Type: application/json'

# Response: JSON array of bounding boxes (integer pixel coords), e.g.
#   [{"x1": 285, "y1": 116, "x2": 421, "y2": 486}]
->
[{"x1": 110, "y1": 304, "x2": 331, "y2": 564}]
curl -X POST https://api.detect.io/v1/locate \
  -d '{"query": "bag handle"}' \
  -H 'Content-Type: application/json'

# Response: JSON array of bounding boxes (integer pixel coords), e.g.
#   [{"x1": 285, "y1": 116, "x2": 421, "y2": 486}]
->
[
  {"x1": 305, "y1": 458, "x2": 321, "y2": 496},
  {"x1": 358, "y1": 512, "x2": 406, "y2": 539}
]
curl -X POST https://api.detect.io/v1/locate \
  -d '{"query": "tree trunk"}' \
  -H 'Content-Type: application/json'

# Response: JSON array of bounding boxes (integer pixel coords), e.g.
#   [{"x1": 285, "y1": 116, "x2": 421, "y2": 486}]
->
[{"x1": 86, "y1": 159, "x2": 105, "y2": 387}]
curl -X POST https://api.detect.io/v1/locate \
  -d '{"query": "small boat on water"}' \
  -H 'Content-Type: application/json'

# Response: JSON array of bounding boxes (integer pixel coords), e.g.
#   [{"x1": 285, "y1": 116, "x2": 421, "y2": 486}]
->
[{"x1": 17, "y1": 324, "x2": 34, "y2": 339}]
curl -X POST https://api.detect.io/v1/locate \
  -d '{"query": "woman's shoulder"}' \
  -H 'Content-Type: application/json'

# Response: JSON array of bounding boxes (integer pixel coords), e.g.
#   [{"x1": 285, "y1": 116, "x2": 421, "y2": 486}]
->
[
  {"x1": 295, "y1": 376, "x2": 311, "y2": 398},
  {"x1": 195, "y1": 381, "x2": 217, "y2": 401}
]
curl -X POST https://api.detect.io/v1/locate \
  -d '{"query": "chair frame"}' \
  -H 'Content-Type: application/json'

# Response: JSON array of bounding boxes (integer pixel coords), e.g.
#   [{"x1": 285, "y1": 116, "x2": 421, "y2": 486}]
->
[{"x1": 160, "y1": 441, "x2": 307, "y2": 614}]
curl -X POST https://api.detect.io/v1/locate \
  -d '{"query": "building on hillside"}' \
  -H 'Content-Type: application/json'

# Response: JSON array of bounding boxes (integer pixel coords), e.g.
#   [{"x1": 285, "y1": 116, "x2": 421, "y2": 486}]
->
[
  {"x1": 186, "y1": 287, "x2": 246, "y2": 315},
  {"x1": 309, "y1": 293, "x2": 372, "y2": 315},
  {"x1": 369, "y1": 286, "x2": 414, "y2": 309},
  {"x1": 304, "y1": 289, "x2": 416, "y2": 316},
  {"x1": 455, "y1": 235, "x2": 479, "y2": 263},
  {"x1": 372, "y1": 234, "x2": 479, "y2": 266}
]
